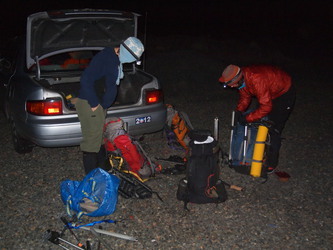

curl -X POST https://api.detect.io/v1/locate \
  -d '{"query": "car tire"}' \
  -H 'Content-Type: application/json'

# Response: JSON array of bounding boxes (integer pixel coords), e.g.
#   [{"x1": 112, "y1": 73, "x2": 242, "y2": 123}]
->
[{"x1": 10, "y1": 119, "x2": 34, "y2": 154}]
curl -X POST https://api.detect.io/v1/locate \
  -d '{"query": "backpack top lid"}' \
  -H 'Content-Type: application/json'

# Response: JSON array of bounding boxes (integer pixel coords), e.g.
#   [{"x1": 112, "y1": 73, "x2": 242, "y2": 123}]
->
[
  {"x1": 192, "y1": 135, "x2": 214, "y2": 145},
  {"x1": 189, "y1": 130, "x2": 212, "y2": 142},
  {"x1": 104, "y1": 117, "x2": 126, "y2": 142},
  {"x1": 189, "y1": 130, "x2": 216, "y2": 145},
  {"x1": 189, "y1": 130, "x2": 218, "y2": 156}
]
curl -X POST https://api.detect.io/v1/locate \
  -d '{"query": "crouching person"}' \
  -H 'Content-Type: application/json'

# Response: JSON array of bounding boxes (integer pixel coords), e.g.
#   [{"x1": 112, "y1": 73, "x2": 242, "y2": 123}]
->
[
  {"x1": 76, "y1": 37, "x2": 144, "y2": 174},
  {"x1": 219, "y1": 64, "x2": 296, "y2": 173}
]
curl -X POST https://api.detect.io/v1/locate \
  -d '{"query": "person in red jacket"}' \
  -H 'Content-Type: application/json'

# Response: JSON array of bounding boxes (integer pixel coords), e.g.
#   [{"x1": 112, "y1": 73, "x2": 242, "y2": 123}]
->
[{"x1": 219, "y1": 64, "x2": 296, "y2": 173}]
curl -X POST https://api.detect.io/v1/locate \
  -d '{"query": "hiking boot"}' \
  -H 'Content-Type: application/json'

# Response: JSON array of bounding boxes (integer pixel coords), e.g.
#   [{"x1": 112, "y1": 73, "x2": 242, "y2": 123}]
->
[
  {"x1": 82, "y1": 152, "x2": 98, "y2": 174},
  {"x1": 97, "y1": 145, "x2": 110, "y2": 171}
]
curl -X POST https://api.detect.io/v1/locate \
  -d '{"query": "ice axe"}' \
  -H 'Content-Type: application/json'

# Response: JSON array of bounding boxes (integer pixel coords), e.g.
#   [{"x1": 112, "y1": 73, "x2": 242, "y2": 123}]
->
[
  {"x1": 79, "y1": 226, "x2": 138, "y2": 242},
  {"x1": 89, "y1": 227, "x2": 113, "y2": 250}
]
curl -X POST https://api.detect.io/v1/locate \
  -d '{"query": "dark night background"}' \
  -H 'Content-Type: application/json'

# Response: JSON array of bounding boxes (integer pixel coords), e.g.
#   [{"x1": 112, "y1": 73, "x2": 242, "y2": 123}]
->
[
  {"x1": 0, "y1": 1, "x2": 333, "y2": 248},
  {"x1": 0, "y1": 0, "x2": 332, "y2": 66}
]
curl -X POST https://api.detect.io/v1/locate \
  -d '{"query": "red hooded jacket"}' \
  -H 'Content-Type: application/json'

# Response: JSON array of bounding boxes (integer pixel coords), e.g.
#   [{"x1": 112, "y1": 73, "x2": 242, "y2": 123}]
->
[{"x1": 237, "y1": 65, "x2": 292, "y2": 122}]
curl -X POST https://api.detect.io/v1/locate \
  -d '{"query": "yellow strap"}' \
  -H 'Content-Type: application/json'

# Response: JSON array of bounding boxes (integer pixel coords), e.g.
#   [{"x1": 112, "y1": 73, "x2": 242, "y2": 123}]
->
[
  {"x1": 109, "y1": 155, "x2": 148, "y2": 182},
  {"x1": 121, "y1": 170, "x2": 148, "y2": 182}
]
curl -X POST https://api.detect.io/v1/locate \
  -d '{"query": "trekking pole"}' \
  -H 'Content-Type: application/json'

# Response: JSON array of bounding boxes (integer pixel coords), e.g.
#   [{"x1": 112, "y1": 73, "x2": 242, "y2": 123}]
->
[
  {"x1": 228, "y1": 111, "x2": 235, "y2": 161},
  {"x1": 44, "y1": 230, "x2": 84, "y2": 250},
  {"x1": 242, "y1": 125, "x2": 248, "y2": 163},
  {"x1": 214, "y1": 117, "x2": 219, "y2": 141}
]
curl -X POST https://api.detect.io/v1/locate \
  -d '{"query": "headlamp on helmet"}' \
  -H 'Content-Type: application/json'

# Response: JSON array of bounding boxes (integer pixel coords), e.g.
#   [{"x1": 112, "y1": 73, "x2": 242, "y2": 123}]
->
[{"x1": 219, "y1": 64, "x2": 244, "y2": 88}]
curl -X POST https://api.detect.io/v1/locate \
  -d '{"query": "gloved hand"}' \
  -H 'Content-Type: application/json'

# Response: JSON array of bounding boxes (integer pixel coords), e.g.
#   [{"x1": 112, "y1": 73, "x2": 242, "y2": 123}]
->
[
  {"x1": 234, "y1": 110, "x2": 247, "y2": 125},
  {"x1": 234, "y1": 110, "x2": 242, "y2": 122},
  {"x1": 238, "y1": 114, "x2": 247, "y2": 125},
  {"x1": 260, "y1": 119, "x2": 275, "y2": 129}
]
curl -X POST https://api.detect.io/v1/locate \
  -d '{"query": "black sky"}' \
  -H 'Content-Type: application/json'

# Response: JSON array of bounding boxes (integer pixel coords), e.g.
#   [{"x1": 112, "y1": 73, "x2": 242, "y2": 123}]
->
[{"x1": 0, "y1": 0, "x2": 332, "y2": 61}]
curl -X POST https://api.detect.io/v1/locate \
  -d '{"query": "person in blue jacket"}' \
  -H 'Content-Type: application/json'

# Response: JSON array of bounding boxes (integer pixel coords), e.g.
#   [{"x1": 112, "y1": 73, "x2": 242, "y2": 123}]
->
[{"x1": 76, "y1": 37, "x2": 144, "y2": 174}]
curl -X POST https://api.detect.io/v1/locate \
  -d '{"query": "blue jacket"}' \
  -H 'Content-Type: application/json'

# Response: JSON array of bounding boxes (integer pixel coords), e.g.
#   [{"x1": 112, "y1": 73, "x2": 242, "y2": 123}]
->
[{"x1": 78, "y1": 48, "x2": 119, "y2": 109}]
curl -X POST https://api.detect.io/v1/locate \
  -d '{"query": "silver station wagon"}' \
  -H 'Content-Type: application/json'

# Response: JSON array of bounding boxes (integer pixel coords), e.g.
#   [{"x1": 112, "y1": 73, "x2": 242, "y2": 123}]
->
[{"x1": 0, "y1": 9, "x2": 166, "y2": 153}]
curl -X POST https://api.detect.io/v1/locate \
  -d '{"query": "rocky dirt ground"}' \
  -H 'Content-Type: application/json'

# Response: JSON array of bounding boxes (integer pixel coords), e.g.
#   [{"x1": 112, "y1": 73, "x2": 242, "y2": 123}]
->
[{"x1": 0, "y1": 35, "x2": 332, "y2": 249}]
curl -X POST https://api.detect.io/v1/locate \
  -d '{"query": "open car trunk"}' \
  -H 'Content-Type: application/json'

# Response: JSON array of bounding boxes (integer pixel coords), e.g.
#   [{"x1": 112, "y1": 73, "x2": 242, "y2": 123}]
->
[
  {"x1": 27, "y1": 10, "x2": 138, "y2": 69},
  {"x1": 38, "y1": 70, "x2": 154, "y2": 110}
]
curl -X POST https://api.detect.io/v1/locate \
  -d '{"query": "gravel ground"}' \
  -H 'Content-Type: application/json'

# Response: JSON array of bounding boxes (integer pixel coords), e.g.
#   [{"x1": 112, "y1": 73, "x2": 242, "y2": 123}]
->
[{"x1": 0, "y1": 35, "x2": 332, "y2": 249}]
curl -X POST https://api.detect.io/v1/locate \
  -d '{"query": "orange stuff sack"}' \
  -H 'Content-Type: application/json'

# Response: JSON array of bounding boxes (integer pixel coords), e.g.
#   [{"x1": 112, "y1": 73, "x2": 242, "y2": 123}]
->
[
  {"x1": 166, "y1": 104, "x2": 194, "y2": 152},
  {"x1": 172, "y1": 112, "x2": 189, "y2": 150}
]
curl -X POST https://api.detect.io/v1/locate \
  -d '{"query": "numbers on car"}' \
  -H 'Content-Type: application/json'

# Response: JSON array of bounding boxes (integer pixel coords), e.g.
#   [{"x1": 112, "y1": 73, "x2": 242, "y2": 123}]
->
[{"x1": 135, "y1": 116, "x2": 152, "y2": 125}]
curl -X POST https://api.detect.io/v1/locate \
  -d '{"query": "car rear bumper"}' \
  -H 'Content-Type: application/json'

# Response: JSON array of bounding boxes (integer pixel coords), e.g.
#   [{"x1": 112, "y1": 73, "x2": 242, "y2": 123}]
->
[
  {"x1": 17, "y1": 103, "x2": 166, "y2": 147},
  {"x1": 108, "y1": 104, "x2": 167, "y2": 136}
]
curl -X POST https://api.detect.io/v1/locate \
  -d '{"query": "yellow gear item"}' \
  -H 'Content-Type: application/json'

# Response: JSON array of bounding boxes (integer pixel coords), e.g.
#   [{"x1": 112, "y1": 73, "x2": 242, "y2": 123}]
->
[
  {"x1": 108, "y1": 155, "x2": 148, "y2": 182},
  {"x1": 250, "y1": 125, "x2": 268, "y2": 177}
]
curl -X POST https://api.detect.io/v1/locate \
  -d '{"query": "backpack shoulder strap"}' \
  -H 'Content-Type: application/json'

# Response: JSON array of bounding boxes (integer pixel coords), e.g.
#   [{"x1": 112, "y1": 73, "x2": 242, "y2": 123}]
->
[
  {"x1": 132, "y1": 138, "x2": 155, "y2": 175},
  {"x1": 178, "y1": 111, "x2": 194, "y2": 130}
]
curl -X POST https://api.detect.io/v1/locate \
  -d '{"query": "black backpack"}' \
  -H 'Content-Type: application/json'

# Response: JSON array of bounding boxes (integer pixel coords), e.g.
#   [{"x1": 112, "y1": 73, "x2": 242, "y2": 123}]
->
[{"x1": 176, "y1": 130, "x2": 227, "y2": 209}]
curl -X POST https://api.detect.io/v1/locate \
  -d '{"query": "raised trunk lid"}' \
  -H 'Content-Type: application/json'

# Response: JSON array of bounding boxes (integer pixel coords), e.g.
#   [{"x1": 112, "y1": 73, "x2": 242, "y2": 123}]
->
[{"x1": 26, "y1": 9, "x2": 139, "y2": 69}]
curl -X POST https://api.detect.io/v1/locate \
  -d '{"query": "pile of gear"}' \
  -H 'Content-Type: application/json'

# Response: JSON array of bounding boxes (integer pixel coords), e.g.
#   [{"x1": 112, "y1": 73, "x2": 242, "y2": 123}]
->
[{"x1": 48, "y1": 101, "x2": 289, "y2": 248}]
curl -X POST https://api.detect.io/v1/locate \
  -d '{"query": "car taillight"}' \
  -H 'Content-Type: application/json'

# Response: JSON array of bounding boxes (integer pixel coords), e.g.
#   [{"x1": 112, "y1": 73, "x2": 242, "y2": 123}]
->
[
  {"x1": 145, "y1": 89, "x2": 163, "y2": 105},
  {"x1": 26, "y1": 99, "x2": 63, "y2": 115}
]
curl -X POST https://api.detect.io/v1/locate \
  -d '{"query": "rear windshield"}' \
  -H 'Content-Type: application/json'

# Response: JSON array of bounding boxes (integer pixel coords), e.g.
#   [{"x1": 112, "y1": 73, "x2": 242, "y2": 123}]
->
[
  {"x1": 29, "y1": 49, "x2": 138, "y2": 72},
  {"x1": 30, "y1": 50, "x2": 97, "y2": 72}
]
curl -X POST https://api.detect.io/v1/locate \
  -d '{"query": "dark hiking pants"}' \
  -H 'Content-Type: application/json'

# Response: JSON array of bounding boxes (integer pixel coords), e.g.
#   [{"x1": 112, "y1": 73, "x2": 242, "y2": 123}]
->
[{"x1": 265, "y1": 85, "x2": 296, "y2": 168}]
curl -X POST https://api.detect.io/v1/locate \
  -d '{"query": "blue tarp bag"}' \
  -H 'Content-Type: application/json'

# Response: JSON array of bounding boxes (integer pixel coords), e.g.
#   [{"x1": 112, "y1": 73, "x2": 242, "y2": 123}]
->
[{"x1": 61, "y1": 168, "x2": 120, "y2": 218}]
